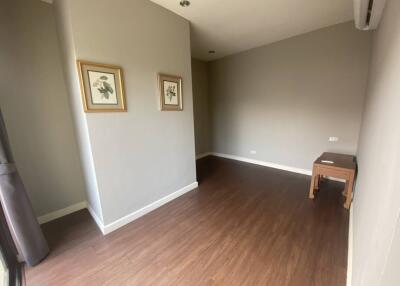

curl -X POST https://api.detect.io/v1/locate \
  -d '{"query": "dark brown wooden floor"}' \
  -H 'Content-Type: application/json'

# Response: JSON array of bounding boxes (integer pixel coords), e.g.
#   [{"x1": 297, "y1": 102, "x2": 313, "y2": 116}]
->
[{"x1": 25, "y1": 156, "x2": 349, "y2": 286}]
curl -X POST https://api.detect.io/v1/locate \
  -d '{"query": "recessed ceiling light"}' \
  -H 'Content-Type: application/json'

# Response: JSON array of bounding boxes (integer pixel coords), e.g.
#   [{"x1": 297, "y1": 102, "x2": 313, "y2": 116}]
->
[
  {"x1": 179, "y1": 0, "x2": 190, "y2": 7},
  {"x1": 208, "y1": 50, "x2": 216, "y2": 54}
]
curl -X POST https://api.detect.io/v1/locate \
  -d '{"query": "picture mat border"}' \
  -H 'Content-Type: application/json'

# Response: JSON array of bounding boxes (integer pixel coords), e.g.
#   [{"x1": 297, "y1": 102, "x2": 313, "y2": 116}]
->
[
  {"x1": 87, "y1": 70, "x2": 119, "y2": 105},
  {"x1": 163, "y1": 80, "x2": 179, "y2": 106}
]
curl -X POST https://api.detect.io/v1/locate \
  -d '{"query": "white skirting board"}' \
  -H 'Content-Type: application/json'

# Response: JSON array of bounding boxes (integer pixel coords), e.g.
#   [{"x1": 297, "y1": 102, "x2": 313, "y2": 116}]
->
[
  {"x1": 37, "y1": 182, "x2": 199, "y2": 235},
  {"x1": 196, "y1": 152, "x2": 212, "y2": 160},
  {"x1": 101, "y1": 182, "x2": 198, "y2": 235},
  {"x1": 197, "y1": 152, "x2": 346, "y2": 183},
  {"x1": 347, "y1": 206, "x2": 353, "y2": 286},
  {"x1": 87, "y1": 204, "x2": 105, "y2": 234},
  {"x1": 212, "y1": 152, "x2": 312, "y2": 175},
  {"x1": 37, "y1": 201, "x2": 87, "y2": 224}
]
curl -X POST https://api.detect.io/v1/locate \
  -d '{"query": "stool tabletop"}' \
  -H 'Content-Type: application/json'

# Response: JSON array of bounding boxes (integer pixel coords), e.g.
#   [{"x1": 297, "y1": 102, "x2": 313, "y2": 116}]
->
[{"x1": 314, "y1": 152, "x2": 356, "y2": 170}]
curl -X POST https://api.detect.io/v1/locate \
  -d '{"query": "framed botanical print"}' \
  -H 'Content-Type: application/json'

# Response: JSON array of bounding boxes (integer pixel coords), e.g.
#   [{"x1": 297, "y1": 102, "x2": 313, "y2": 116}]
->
[
  {"x1": 77, "y1": 60, "x2": 126, "y2": 112},
  {"x1": 158, "y1": 74, "x2": 183, "y2": 111}
]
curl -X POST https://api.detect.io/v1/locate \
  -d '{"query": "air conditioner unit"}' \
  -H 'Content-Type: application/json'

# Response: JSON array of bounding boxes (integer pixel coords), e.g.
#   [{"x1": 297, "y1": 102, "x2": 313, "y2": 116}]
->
[{"x1": 353, "y1": 0, "x2": 387, "y2": 30}]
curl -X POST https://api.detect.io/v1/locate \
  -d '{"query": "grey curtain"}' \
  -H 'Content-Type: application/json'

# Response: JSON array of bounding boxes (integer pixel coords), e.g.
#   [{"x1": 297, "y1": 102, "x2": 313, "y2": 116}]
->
[{"x1": 0, "y1": 109, "x2": 49, "y2": 266}]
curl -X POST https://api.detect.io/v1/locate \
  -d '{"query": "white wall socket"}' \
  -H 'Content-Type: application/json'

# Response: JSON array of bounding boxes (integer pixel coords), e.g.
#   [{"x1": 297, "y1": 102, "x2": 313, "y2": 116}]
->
[
  {"x1": 329, "y1": 137, "x2": 339, "y2": 142},
  {"x1": 250, "y1": 150, "x2": 257, "y2": 154}
]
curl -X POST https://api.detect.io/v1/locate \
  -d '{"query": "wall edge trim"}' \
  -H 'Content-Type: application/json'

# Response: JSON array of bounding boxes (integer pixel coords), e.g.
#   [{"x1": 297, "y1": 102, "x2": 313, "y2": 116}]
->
[
  {"x1": 37, "y1": 201, "x2": 87, "y2": 224},
  {"x1": 37, "y1": 182, "x2": 199, "y2": 234},
  {"x1": 87, "y1": 204, "x2": 105, "y2": 234},
  {"x1": 102, "y1": 181, "x2": 199, "y2": 235},
  {"x1": 196, "y1": 152, "x2": 212, "y2": 159},
  {"x1": 204, "y1": 152, "x2": 346, "y2": 182},
  {"x1": 211, "y1": 152, "x2": 312, "y2": 175},
  {"x1": 347, "y1": 205, "x2": 353, "y2": 286}
]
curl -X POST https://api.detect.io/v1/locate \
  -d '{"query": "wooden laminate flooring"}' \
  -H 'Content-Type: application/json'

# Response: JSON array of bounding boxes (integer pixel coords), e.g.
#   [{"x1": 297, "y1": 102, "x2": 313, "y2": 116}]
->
[{"x1": 25, "y1": 156, "x2": 349, "y2": 286}]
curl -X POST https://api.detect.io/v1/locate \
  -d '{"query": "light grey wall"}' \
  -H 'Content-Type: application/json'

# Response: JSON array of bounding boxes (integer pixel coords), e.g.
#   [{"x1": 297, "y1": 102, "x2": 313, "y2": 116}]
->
[
  {"x1": 0, "y1": 0, "x2": 86, "y2": 216},
  {"x1": 380, "y1": 217, "x2": 400, "y2": 286},
  {"x1": 55, "y1": 0, "x2": 197, "y2": 225},
  {"x1": 209, "y1": 22, "x2": 372, "y2": 171},
  {"x1": 192, "y1": 59, "x2": 211, "y2": 155},
  {"x1": 352, "y1": 0, "x2": 400, "y2": 285},
  {"x1": 54, "y1": 0, "x2": 104, "y2": 222}
]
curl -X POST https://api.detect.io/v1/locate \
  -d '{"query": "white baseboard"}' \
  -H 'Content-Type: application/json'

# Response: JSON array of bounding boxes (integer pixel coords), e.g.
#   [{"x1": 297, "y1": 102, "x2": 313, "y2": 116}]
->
[
  {"x1": 87, "y1": 204, "x2": 105, "y2": 234},
  {"x1": 37, "y1": 201, "x2": 87, "y2": 224},
  {"x1": 208, "y1": 152, "x2": 346, "y2": 183},
  {"x1": 102, "y1": 181, "x2": 199, "y2": 235},
  {"x1": 211, "y1": 152, "x2": 312, "y2": 176},
  {"x1": 347, "y1": 206, "x2": 353, "y2": 286},
  {"x1": 196, "y1": 152, "x2": 212, "y2": 160},
  {"x1": 37, "y1": 182, "x2": 199, "y2": 234}
]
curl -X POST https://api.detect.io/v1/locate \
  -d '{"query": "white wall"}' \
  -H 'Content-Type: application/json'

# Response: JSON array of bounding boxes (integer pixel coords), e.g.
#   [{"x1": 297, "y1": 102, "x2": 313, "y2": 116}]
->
[
  {"x1": 54, "y1": 0, "x2": 104, "y2": 223},
  {"x1": 54, "y1": 0, "x2": 197, "y2": 226},
  {"x1": 208, "y1": 22, "x2": 371, "y2": 170},
  {"x1": 380, "y1": 217, "x2": 400, "y2": 286},
  {"x1": 192, "y1": 59, "x2": 211, "y2": 155},
  {"x1": 0, "y1": 0, "x2": 86, "y2": 216},
  {"x1": 352, "y1": 0, "x2": 400, "y2": 284}
]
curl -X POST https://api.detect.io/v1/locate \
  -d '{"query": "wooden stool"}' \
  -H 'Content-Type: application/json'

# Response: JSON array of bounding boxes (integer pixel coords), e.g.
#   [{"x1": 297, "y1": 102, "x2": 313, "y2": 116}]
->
[{"x1": 308, "y1": 152, "x2": 356, "y2": 209}]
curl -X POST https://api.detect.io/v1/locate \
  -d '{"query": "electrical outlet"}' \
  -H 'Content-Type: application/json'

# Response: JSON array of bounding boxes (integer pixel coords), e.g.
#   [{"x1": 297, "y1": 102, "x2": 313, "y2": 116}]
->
[
  {"x1": 329, "y1": 137, "x2": 339, "y2": 142},
  {"x1": 250, "y1": 150, "x2": 257, "y2": 154}
]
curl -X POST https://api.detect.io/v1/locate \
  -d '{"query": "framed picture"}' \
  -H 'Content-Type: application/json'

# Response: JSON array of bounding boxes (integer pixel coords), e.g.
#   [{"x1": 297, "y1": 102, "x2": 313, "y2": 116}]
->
[
  {"x1": 77, "y1": 60, "x2": 126, "y2": 112},
  {"x1": 158, "y1": 74, "x2": 183, "y2": 111}
]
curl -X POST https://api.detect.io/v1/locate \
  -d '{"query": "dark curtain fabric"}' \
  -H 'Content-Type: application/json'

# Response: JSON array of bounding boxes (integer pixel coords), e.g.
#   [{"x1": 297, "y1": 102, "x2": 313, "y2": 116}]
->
[
  {"x1": 0, "y1": 110, "x2": 49, "y2": 266},
  {"x1": 0, "y1": 204, "x2": 19, "y2": 283}
]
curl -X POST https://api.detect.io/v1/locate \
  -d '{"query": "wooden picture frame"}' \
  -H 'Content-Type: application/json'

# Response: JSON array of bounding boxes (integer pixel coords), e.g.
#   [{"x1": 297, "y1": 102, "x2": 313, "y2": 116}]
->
[
  {"x1": 77, "y1": 60, "x2": 126, "y2": 112},
  {"x1": 158, "y1": 74, "x2": 183, "y2": 111}
]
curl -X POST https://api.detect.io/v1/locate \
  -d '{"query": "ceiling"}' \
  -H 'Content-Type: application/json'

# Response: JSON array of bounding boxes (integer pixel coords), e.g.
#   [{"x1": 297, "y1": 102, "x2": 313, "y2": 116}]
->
[{"x1": 150, "y1": 0, "x2": 354, "y2": 61}]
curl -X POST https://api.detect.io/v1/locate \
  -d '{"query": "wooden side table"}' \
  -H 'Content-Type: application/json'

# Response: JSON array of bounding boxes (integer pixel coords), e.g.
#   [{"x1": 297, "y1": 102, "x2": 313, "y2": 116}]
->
[{"x1": 308, "y1": 152, "x2": 356, "y2": 209}]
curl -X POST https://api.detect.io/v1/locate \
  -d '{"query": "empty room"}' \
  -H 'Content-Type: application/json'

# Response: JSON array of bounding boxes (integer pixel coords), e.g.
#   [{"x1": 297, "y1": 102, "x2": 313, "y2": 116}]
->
[{"x1": 0, "y1": 0, "x2": 399, "y2": 285}]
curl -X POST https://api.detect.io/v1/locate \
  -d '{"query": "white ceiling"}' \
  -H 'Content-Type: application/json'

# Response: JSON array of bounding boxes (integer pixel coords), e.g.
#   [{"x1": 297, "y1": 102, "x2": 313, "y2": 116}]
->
[{"x1": 150, "y1": 0, "x2": 354, "y2": 61}]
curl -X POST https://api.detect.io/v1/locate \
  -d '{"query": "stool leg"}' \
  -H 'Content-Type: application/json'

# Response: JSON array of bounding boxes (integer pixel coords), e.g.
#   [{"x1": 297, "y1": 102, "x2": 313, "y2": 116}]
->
[
  {"x1": 342, "y1": 180, "x2": 349, "y2": 197},
  {"x1": 344, "y1": 176, "x2": 354, "y2": 209},
  {"x1": 309, "y1": 173, "x2": 316, "y2": 199},
  {"x1": 314, "y1": 175, "x2": 321, "y2": 190}
]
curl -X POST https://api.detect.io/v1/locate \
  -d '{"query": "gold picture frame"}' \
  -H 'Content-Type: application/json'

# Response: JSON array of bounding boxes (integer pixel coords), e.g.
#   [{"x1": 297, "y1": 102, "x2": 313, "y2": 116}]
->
[
  {"x1": 158, "y1": 74, "x2": 183, "y2": 111},
  {"x1": 77, "y1": 60, "x2": 126, "y2": 112}
]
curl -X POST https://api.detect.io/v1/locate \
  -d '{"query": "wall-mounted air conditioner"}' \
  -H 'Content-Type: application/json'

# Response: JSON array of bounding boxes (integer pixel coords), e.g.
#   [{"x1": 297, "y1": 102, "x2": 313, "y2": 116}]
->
[{"x1": 353, "y1": 0, "x2": 387, "y2": 30}]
